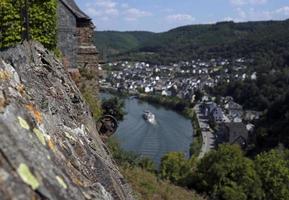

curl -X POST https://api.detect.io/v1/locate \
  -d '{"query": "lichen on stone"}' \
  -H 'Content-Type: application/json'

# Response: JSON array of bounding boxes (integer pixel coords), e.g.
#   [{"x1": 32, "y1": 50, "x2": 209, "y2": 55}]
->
[
  {"x1": 0, "y1": 169, "x2": 9, "y2": 182},
  {"x1": 56, "y1": 176, "x2": 67, "y2": 189},
  {"x1": 47, "y1": 135, "x2": 57, "y2": 152},
  {"x1": 64, "y1": 132, "x2": 76, "y2": 141},
  {"x1": 33, "y1": 128, "x2": 46, "y2": 146},
  {"x1": 18, "y1": 116, "x2": 30, "y2": 130},
  {"x1": 17, "y1": 163, "x2": 40, "y2": 190},
  {"x1": 0, "y1": 70, "x2": 11, "y2": 80},
  {"x1": 25, "y1": 104, "x2": 43, "y2": 124}
]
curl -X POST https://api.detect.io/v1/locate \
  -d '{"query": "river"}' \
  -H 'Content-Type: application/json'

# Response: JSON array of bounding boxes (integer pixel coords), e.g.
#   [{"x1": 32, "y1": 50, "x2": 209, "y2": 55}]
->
[{"x1": 100, "y1": 93, "x2": 194, "y2": 166}]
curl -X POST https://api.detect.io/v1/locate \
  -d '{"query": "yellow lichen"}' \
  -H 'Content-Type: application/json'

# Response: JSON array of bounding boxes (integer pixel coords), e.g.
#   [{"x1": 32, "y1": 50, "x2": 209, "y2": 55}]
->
[
  {"x1": 16, "y1": 84, "x2": 26, "y2": 95},
  {"x1": 72, "y1": 177, "x2": 84, "y2": 186},
  {"x1": 47, "y1": 136, "x2": 56, "y2": 152},
  {"x1": 56, "y1": 176, "x2": 67, "y2": 189},
  {"x1": 0, "y1": 97, "x2": 6, "y2": 109},
  {"x1": 0, "y1": 70, "x2": 11, "y2": 80},
  {"x1": 18, "y1": 116, "x2": 30, "y2": 130},
  {"x1": 33, "y1": 128, "x2": 46, "y2": 146},
  {"x1": 25, "y1": 104, "x2": 43, "y2": 124},
  {"x1": 17, "y1": 163, "x2": 40, "y2": 190}
]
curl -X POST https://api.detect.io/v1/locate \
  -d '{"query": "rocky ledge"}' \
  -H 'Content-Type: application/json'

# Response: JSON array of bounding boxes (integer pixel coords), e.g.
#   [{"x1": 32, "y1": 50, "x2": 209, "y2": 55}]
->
[{"x1": 0, "y1": 41, "x2": 134, "y2": 200}]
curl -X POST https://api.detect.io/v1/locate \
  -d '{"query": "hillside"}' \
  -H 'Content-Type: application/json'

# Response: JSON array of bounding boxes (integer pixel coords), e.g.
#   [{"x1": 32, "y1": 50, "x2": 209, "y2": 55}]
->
[
  {"x1": 94, "y1": 19, "x2": 289, "y2": 64},
  {"x1": 93, "y1": 31, "x2": 155, "y2": 58}
]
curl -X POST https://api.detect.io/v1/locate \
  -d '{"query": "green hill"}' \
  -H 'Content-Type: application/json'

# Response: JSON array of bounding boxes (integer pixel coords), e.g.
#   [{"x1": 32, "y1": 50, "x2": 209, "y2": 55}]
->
[
  {"x1": 93, "y1": 31, "x2": 155, "y2": 59},
  {"x1": 94, "y1": 19, "x2": 289, "y2": 64}
]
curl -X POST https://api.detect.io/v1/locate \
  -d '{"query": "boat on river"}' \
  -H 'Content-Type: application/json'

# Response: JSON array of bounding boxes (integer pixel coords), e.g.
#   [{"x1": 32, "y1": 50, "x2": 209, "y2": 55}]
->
[{"x1": 143, "y1": 110, "x2": 156, "y2": 123}]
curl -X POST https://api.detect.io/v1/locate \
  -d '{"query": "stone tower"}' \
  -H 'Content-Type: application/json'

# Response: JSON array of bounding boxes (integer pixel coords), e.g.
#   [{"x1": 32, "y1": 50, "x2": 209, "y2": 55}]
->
[{"x1": 57, "y1": 0, "x2": 99, "y2": 70}]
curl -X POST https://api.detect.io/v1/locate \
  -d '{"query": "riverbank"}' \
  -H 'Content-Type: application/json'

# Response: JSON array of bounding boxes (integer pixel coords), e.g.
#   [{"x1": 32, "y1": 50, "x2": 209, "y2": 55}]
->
[
  {"x1": 194, "y1": 103, "x2": 216, "y2": 158},
  {"x1": 186, "y1": 109, "x2": 203, "y2": 157},
  {"x1": 100, "y1": 86, "x2": 193, "y2": 115},
  {"x1": 138, "y1": 94, "x2": 192, "y2": 115}
]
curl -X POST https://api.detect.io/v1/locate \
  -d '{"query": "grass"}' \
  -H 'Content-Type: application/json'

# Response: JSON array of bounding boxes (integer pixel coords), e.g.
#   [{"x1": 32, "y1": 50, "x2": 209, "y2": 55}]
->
[{"x1": 121, "y1": 166, "x2": 205, "y2": 200}]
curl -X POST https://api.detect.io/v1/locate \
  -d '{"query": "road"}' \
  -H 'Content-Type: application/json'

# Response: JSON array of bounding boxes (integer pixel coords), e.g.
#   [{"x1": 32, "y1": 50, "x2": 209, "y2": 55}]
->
[{"x1": 194, "y1": 104, "x2": 216, "y2": 159}]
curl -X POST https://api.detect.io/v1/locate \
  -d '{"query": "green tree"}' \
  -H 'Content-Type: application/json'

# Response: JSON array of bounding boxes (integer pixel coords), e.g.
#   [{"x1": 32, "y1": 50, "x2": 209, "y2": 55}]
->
[
  {"x1": 160, "y1": 152, "x2": 193, "y2": 184},
  {"x1": 194, "y1": 145, "x2": 264, "y2": 200},
  {"x1": 101, "y1": 97, "x2": 125, "y2": 121},
  {"x1": 255, "y1": 150, "x2": 289, "y2": 200}
]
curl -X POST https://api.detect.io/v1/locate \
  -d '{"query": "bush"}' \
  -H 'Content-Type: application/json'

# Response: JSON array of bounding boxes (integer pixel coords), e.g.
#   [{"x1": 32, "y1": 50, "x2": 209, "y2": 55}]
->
[{"x1": 82, "y1": 87, "x2": 102, "y2": 120}]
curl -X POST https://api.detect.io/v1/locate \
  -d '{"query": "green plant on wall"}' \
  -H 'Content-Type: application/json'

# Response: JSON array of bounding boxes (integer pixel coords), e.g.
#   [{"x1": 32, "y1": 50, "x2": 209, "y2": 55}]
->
[
  {"x1": 0, "y1": 0, "x2": 57, "y2": 49},
  {"x1": 0, "y1": 0, "x2": 22, "y2": 48}
]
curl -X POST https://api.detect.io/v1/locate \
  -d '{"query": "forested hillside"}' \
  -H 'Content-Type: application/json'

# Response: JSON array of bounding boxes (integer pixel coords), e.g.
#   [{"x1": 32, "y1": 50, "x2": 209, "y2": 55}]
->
[
  {"x1": 94, "y1": 19, "x2": 289, "y2": 64},
  {"x1": 93, "y1": 31, "x2": 154, "y2": 58}
]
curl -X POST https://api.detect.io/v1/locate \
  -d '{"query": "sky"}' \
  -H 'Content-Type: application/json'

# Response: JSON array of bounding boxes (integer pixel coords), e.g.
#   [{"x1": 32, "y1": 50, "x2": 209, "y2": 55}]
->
[{"x1": 75, "y1": 0, "x2": 289, "y2": 32}]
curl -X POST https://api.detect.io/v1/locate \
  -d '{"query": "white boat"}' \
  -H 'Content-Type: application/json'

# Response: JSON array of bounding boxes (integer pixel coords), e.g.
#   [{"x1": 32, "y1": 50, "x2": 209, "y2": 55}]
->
[{"x1": 143, "y1": 110, "x2": 156, "y2": 123}]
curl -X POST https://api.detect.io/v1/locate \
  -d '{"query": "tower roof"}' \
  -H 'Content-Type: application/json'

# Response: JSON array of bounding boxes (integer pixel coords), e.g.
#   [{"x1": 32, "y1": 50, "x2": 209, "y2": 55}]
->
[{"x1": 59, "y1": 0, "x2": 91, "y2": 20}]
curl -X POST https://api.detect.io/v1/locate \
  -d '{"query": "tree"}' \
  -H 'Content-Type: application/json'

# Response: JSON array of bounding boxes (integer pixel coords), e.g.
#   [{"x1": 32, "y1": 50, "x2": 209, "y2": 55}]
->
[
  {"x1": 255, "y1": 150, "x2": 289, "y2": 200},
  {"x1": 194, "y1": 89, "x2": 204, "y2": 102},
  {"x1": 160, "y1": 152, "x2": 194, "y2": 185},
  {"x1": 193, "y1": 145, "x2": 264, "y2": 200},
  {"x1": 101, "y1": 97, "x2": 125, "y2": 121}
]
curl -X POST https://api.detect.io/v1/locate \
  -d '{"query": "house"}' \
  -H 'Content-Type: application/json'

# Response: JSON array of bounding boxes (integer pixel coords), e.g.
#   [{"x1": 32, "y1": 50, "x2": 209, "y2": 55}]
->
[
  {"x1": 57, "y1": 0, "x2": 100, "y2": 69},
  {"x1": 219, "y1": 123, "x2": 249, "y2": 149},
  {"x1": 162, "y1": 90, "x2": 172, "y2": 96},
  {"x1": 243, "y1": 110, "x2": 262, "y2": 121},
  {"x1": 225, "y1": 101, "x2": 243, "y2": 120},
  {"x1": 201, "y1": 102, "x2": 217, "y2": 116},
  {"x1": 210, "y1": 107, "x2": 225, "y2": 123},
  {"x1": 145, "y1": 86, "x2": 153, "y2": 93},
  {"x1": 201, "y1": 102, "x2": 226, "y2": 123}
]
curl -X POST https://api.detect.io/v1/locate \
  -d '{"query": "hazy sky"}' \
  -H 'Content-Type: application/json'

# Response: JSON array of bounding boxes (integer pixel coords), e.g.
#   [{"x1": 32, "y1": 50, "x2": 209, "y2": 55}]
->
[{"x1": 75, "y1": 0, "x2": 289, "y2": 32}]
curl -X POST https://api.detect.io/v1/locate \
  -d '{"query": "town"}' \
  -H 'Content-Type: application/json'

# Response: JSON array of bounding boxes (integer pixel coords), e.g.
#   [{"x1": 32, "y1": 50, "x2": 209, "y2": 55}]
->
[
  {"x1": 100, "y1": 58, "x2": 262, "y2": 152},
  {"x1": 100, "y1": 58, "x2": 257, "y2": 99}
]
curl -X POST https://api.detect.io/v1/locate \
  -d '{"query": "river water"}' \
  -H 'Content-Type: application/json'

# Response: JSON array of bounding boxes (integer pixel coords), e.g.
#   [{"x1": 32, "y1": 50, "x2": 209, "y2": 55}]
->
[{"x1": 100, "y1": 93, "x2": 193, "y2": 166}]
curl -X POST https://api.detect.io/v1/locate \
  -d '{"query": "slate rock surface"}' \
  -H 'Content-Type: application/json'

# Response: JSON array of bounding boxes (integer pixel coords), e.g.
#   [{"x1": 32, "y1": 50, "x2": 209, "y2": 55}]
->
[{"x1": 0, "y1": 41, "x2": 134, "y2": 200}]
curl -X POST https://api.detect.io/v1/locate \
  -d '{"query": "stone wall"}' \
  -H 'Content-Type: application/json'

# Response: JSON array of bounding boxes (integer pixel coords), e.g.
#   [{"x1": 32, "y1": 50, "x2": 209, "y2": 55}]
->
[{"x1": 57, "y1": 1, "x2": 77, "y2": 68}]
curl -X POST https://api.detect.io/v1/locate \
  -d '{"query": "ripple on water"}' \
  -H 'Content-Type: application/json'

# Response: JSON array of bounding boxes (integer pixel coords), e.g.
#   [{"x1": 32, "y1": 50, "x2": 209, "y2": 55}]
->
[{"x1": 112, "y1": 97, "x2": 194, "y2": 167}]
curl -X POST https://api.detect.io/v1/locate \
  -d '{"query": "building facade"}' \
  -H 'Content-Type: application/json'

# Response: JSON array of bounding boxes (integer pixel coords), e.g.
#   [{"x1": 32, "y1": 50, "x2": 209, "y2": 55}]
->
[{"x1": 57, "y1": 0, "x2": 99, "y2": 69}]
